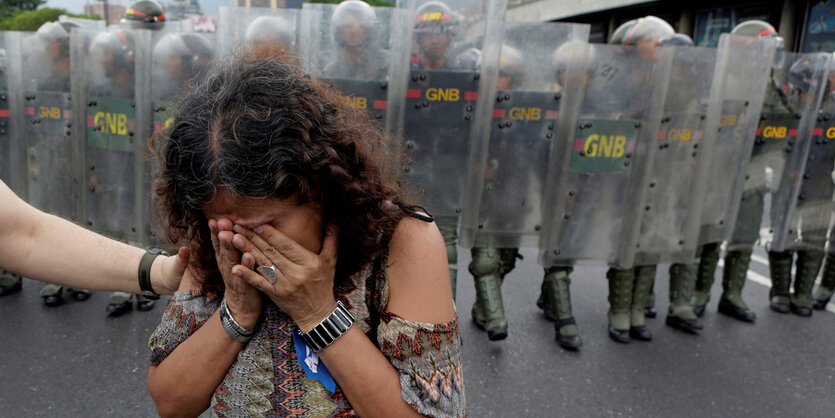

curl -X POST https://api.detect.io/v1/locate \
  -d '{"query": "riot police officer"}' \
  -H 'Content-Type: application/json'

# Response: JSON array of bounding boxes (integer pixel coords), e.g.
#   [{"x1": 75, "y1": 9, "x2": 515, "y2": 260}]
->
[
  {"x1": 411, "y1": 1, "x2": 460, "y2": 71},
  {"x1": 690, "y1": 21, "x2": 783, "y2": 323},
  {"x1": 468, "y1": 46, "x2": 525, "y2": 342},
  {"x1": 604, "y1": 16, "x2": 674, "y2": 343},
  {"x1": 324, "y1": 0, "x2": 389, "y2": 81},
  {"x1": 33, "y1": 21, "x2": 93, "y2": 306},
  {"x1": 244, "y1": 15, "x2": 295, "y2": 52},
  {"x1": 766, "y1": 54, "x2": 833, "y2": 317}
]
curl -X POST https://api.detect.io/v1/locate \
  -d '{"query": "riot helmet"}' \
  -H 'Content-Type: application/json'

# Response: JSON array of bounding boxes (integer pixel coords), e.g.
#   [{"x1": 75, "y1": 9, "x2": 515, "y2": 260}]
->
[
  {"x1": 610, "y1": 16, "x2": 673, "y2": 61},
  {"x1": 788, "y1": 53, "x2": 829, "y2": 100},
  {"x1": 497, "y1": 45, "x2": 524, "y2": 90},
  {"x1": 414, "y1": 1, "x2": 458, "y2": 61},
  {"x1": 552, "y1": 39, "x2": 592, "y2": 87},
  {"x1": 36, "y1": 21, "x2": 76, "y2": 80},
  {"x1": 331, "y1": 1, "x2": 377, "y2": 51},
  {"x1": 121, "y1": 0, "x2": 166, "y2": 30},
  {"x1": 154, "y1": 32, "x2": 214, "y2": 82},
  {"x1": 453, "y1": 47, "x2": 480, "y2": 71},
  {"x1": 661, "y1": 33, "x2": 694, "y2": 47},
  {"x1": 731, "y1": 20, "x2": 784, "y2": 50},
  {"x1": 244, "y1": 15, "x2": 295, "y2": 51},
  {"x1": 89, "y1": 29, "x2": 136, "y2": 88}
]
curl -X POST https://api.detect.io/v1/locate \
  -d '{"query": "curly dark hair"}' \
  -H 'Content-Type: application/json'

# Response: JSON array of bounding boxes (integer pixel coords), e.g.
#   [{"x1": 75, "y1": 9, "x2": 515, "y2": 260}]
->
[{"x1": 154, "y1": 47, "x2": 407, "y2": 297}]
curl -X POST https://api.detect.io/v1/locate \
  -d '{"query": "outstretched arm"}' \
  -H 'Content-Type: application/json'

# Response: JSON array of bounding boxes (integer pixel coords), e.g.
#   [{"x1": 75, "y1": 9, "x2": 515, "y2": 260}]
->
[{"x1": 0, "y1": 180, "x2": 188, "y2": 294}]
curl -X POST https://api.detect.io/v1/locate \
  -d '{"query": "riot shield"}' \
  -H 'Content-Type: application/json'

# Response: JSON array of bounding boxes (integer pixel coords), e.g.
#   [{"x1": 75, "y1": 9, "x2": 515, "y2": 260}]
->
[
  {"x1": 769, "y1": 53, "x2": 832, "y2": 252},
  {"x1": 459, "y1": 22, "x2": 589, "y2": 249},
  {"x1": 299, "y1": 2, "x2": 397, "y2": 123},
  {"x1": 727, "y1": 51, "x2": 824, "y2": 251},
  {"x1": 539, "y1": 42, "x2": 671, "y2": 268},
  {"x1": 631, "y1": 46, "x2": 717, "y2": 265},
  {"x1": 391, "y1": 0, "x2": 506, "y2": 220},
  {"x1": 216, "y1": 6, "x2": 298, "y2": 60},
  {"x1": 71, "y1": 28, "x2": 153, "y2": 243},
  {"x1": 693, "y1": 35, "x2": 776, "y2": 247},
  {"x1": 19, "y1": 28, "x2": 78, "y2": 220}
]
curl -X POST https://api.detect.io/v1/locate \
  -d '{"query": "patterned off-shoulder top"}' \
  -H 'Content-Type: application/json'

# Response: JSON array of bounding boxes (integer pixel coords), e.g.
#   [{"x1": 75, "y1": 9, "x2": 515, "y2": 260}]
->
[{"x1": 148, "y1": 255, "x2": 466, "y2": 417}]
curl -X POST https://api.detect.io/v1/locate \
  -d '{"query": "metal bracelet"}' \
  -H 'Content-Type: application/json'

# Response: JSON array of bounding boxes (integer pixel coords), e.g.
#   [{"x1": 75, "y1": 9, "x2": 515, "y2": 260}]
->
[
  {"x1": 219, "y1": 299, "x2": 255, "y2": 343},
  {"x1": 300, "y1": 301, "x2": 355, "y2": 352}
]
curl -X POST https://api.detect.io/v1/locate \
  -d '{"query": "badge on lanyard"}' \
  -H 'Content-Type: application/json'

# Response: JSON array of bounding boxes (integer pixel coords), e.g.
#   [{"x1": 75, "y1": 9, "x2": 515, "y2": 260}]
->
[{"x1": 293, "y1": 329, "x2": 337, "y2": 393}]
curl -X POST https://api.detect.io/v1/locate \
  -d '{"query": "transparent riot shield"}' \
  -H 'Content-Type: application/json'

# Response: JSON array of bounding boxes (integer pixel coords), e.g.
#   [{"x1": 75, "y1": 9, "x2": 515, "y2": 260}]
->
[
  {"x1": 390, "y1": 0, "x2": 506, "y2": 220},
  {"x1": 217, "y1": 6, "x2": 298, "y2": 60},
  {"x1": 539, "y1": 42, "x2": 671, "y2": 268},
  {"x1": 144, "y1": 31, "x2": 217, "y2": 244},
  {"x1": 71, "y1": 28, "x2": 152, "y2": 243},
  {"x1": 768, "y1": 53, "x2": 832, "y2": 252},
  {"x1": 631, "y1": 46, "x2": 718, "y2": 265},
  {"x1": 459, "y1": 22, "x2": 589, "y2": 249},
  {"x1": 727, "y1": 51, "x2": 823, "y2": 251},
  {"x1": 299, "y1": 2, "x2": 397, "y2": 123},
  {"x1": 692, "y1": 35, "x2": 776, "y2": 248},
  {"x1": 19, "y1": 29, "x2": 78, "y2": 220}
]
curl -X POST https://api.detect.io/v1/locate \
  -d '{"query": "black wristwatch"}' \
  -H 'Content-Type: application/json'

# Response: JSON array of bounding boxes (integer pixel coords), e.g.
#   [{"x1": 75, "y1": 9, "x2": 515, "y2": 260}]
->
[{"x1": 138, "y1": 248, "x2": 168, "y2": 300}]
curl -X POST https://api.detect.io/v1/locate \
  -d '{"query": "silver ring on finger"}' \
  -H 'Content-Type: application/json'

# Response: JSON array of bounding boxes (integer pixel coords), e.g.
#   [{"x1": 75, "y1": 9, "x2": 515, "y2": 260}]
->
[{"x1": 256, "y1": 265, "x2": 278, "y2": 284}]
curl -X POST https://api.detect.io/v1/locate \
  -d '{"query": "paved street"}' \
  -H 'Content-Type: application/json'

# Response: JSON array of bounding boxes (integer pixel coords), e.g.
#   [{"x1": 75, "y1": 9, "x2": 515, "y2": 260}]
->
[{"x1": 1, "y1": 244, "x2": 834, "y2": 416}]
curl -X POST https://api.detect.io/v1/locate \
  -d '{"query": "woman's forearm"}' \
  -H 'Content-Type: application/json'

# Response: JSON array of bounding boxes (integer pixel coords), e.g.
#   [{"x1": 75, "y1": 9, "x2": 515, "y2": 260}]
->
[
  {"x1": 319, "y1": 326, "x2": 422, "y2": 418},
  {"x1": 148, "y1": 311, "x2": 246, "y2": 417},
  {"x1": 0, "y1": 180, "x2": 173, "y2": 293}
]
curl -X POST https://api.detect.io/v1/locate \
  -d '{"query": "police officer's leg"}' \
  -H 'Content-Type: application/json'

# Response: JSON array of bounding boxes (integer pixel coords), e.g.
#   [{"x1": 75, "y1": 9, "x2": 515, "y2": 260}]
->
[
  {"x1": 0, "y1": 270, "x2": 23, "y2": 296},
  {"x1": 715, "y1": 187, "x2": 764, "y2": 318},
  {"x1": 606, "y1": 267, "x2": 634, "y2": 343},
  {"x1": 107, "y1": 291, "x2": 133, "y2": 316},
  {"x1": 691, "y1": 242, "x2": 720, "y2": 317},
  {"x1": 542, "y1": 266, "x2": 582, "y2": 350},
  {"x1": 40, "y1": 284, "x2": 63, "y2": 307},
  {"x1": 768, "y1": 250, "x2": 793, "y2": 313},
  {"x1": 644, "y1": 276, "x2": 657, "y2": 319},
  {"x1": 813, "y1": 252, "x2": 835, "y2": 309},
  {"x1": 497, "y1": 248, "x2": 519, "y2": 281},
  {"x1": 790, "y1": 250, "x2": 823, "y2": 317},
  {"x1": 666, "y1": 262, "x2": 701, "y2": 333},
  {"x1": 719, "y1": 249, "x2": 757, "y2": 322},
  {"x1": 629, "y1": 265, "x2": 655, "y2": 341},
  {"x1": 469, "y1": 247, "x2": 507, "y2": 341},
  {"x1": 436, "y1": 216, "x2": 458, "y2": 301}
]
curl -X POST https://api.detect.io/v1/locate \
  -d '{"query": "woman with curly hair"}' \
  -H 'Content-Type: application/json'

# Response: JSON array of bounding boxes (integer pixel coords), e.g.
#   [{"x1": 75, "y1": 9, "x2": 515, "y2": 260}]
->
[{"x1": 146, "y1": 49, "x2": 465, "y2": 417}]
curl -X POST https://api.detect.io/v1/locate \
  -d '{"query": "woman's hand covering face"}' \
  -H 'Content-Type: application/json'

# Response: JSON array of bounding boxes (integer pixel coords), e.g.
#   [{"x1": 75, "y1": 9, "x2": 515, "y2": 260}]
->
[
  {"x1": 209, "y1": 218, "x2": 263, "y2": 328},
  {"x1": 230, "y1": 223, "x2": 339, "y2": 333}
]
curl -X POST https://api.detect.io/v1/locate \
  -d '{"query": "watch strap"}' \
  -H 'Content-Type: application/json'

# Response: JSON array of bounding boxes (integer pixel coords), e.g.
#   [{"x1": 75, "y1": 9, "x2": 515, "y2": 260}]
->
[
  {"x1": 300, "y1": 301, "x2": 354, "y2": 352},
  {"x1": 220, "y1": 299, "x2": 255, "y2": 343},
  {"x1": 138, "y1": 251, "x2": 162, "y2": 300}
]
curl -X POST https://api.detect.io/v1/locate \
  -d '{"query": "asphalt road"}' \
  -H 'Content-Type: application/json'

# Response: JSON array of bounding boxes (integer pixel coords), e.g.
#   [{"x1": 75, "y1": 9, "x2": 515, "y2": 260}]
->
[{"x1": 1, "y1": 244, "x2": 833, "y2": 417}]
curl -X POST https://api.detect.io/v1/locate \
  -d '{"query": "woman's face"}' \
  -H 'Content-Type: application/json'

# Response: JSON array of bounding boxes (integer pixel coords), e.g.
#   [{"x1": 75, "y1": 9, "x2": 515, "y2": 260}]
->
[{"x1": 204, "y1": 188, "x2": 324, "y2": 254}]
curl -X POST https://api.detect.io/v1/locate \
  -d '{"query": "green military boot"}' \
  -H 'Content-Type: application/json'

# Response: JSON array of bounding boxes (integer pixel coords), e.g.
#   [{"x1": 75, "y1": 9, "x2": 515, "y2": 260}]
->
[
  {"x1": 607, "y1": 268, "x2": 634, "y2": 343},
  {"x1": 768, "y1": 250, "x2": 793, "y2": 313},
  {"x1": 666, "y1": 263, "x2": 702, "y2": 333},
  {"x1": 0, "y1": 270, "x2": 22, "y2": 296},
  {"x1": 497, "y1": 248, "x2": 520, "y2": 280},
  {"x1": 629, "y1": 265, "x2": 655, "y2": 341},
  {"x1": 718, "y1": 250, "x2": 756, "y2": 322},
  {"x1": 691, "y1": 243, "x2": 720, "y2": 317},
  {"x1": 541, "y1": 267, "x2": 582, "y2": 350},
  {"x1": 790, "y1": 251, "x2": 822, "y2": 317},
  {"x1": 469, "y1": 247, "x2": 508, "y2": 341},
  {"x1": 813, "y1": 253, "x2": 835, "y2": 310},
  {"x1": 107, "y1": 291, "x2": 133, "y2": 316},
  {"x1": 40, "y1": 284, "x2": 64, "y2": 307},
  {"x1": 437, "y1": 217, "x2": 459, "y2": 301}
]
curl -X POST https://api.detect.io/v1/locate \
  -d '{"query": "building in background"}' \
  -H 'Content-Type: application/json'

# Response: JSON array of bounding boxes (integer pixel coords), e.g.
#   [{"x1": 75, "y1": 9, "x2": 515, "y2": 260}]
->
[
  {"x1": 167, "y1": 0, "x2": 204, "y2": 20},
  {"x1": 83, "y1": 1, "x2": 127, "y2": 25},
  {"x1": 510, "y1": 0, "x2": 826, "y2": 53}
]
